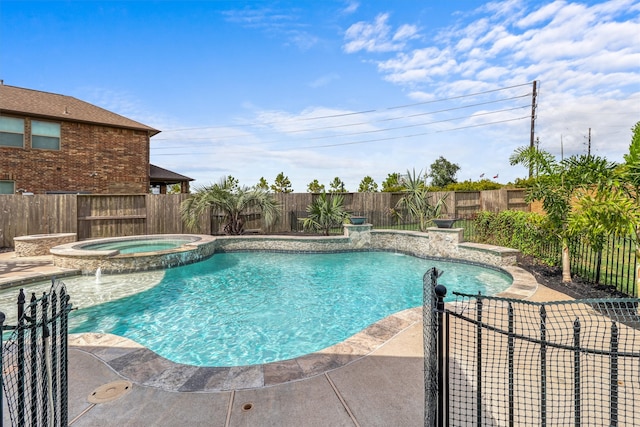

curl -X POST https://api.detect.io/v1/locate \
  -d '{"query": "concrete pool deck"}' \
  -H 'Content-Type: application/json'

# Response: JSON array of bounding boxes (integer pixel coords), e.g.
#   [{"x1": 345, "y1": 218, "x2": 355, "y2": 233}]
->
[{"x1": 0, "y1": 250, "x2": 567, "y2": 426}]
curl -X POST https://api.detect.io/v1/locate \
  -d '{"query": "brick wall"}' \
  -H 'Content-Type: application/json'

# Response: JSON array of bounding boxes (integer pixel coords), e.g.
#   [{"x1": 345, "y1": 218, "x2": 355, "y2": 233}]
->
[{"x1": 0, "y1": 116, "x2": 150, "y2": 194}]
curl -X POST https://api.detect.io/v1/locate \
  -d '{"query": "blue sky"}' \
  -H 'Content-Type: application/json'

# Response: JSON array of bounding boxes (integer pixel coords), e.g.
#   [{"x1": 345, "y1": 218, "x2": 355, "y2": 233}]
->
[{"x1": 2, "y1": 0, "x2": 639, "y2": 191}]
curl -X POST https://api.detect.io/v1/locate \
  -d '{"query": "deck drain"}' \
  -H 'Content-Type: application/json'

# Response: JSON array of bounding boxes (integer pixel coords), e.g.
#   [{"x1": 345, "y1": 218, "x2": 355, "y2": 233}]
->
[
  {"x1": 242, "y1": 403, "x2": 254, "y2": 411},
  {"x1": 88, "y1": 380, "x2": 133, "y2": 404}
]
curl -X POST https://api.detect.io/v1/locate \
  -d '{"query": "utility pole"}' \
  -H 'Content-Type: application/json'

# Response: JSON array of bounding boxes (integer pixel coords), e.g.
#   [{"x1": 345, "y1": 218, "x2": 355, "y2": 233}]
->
[
  {"x1": 529, "y1": 80, "x2": 538, "y2": 178},
  {"x1": 587, "y1": 128, "x2": 591, "y2": 156}
]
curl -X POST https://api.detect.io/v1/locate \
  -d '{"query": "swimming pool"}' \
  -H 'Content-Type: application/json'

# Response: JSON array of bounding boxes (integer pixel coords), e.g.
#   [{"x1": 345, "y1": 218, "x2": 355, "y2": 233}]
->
[{"x1": 67, "y1": 251, "x2": 512, "y2": 367}]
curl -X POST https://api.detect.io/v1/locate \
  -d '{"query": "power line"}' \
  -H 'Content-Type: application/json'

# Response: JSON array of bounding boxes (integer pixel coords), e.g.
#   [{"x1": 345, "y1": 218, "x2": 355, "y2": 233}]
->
[
  {"x1": 151, "y1": 115, "x2": 530, "y2": 156},
  {"x1": 152, "y1": 103, "x2": 529, "y2": 148},
  {"x1": 152, "y1": 96, "x2": 531, "y2": 149},
  {"x1": 153, "y1": 93, "x2": 530, "y2": 143},
  {"x1": 156, "y1": 81, "x2": 534, "y2": 134},
  {"x1": 385, "y1": 82, "x2": 532, "y2": 110}
]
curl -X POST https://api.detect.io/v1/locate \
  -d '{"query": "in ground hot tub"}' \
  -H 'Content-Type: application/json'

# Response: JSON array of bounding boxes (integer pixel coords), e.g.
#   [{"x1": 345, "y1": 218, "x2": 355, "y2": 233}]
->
[{"x1": 50, "y1": 234, "x2": 217, "y2": 274}]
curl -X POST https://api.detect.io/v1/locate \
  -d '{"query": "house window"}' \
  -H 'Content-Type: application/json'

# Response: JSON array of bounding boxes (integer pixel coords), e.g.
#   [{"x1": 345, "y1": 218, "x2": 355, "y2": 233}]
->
[
  {"x1": 32, "y1": 120, "x2": 60, "y2": 150},
  {"x1": 0, "y1": 116, "x2": 25, "y2": 147},
  {"x1": 0, "y1": 181, "x2": 15, "y2": 194}
]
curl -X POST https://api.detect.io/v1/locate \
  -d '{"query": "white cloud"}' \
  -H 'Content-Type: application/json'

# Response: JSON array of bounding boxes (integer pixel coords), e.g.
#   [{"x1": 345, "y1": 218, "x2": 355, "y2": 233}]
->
[
  {"x1": 342, "y1": 0, "x2": 359, "y2": 15},
  {"x1": 343, "y1": 13, "x2": 419, "y2": 53},
  {"x1": 146, "y1": 1, "x2": 640, "y2": 190},
  {"x1": 309, "y1": 73, "x2": 340, "y2": 88}
]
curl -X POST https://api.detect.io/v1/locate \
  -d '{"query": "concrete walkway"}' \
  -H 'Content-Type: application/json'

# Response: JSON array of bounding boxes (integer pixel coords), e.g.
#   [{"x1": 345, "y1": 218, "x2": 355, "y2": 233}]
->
[{"x1": 0, "y1": 250, "x2": 562, "y2": 426}]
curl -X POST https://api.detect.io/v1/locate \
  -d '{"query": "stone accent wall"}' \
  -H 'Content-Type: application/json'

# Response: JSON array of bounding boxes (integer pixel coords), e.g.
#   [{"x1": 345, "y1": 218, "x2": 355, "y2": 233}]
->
[
  {"x1": 50, "y1": 227, "x2": 520, "y2": 274},
  {"x1": 0, "y1": 117, "x2": 150, "y2": 194},
  {"x1": 14, "y1": 233, "x2": 77, "y2": 257},
  {"x1": 369, "y1": 228, "x2": 518, "y2": 267},
  {"x1": 51, "y1": 235, "x2": 217, "y2": 274}
]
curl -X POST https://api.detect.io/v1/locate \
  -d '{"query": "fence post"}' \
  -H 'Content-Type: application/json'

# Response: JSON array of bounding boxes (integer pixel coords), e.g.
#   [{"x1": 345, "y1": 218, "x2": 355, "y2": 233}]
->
[
  {"x1": 595, "y1": 250, "x2": 602, "y2": 285},
  {"x1": 17, "y1": 289, "x2": 26, "y2": 426},
  {"x1": 507, "y1": 302, "x2": 514, "y2": 425},
  {"x1": 610, "y1": 321, "x2": 619, "y2": 427},
  {"x1": 29, "y1": 293, "x2": 38, "y2": 427},
  {"x1": 573, "y1": 318, "x2": 581, "y2": 427},
  {"x1": 476, "y1": 294, "x2": 483, "y2": 426},
  {"x1": 540, "y1": 305, "x2": 547, "y2": 427},
  {"x1": 60, "y1": 287, "x2": 71, "y2": 427},
  {"x1": 51, "y1": 288, "x2": 59, "y2": 427},
  {"x1": 1, "y1": 311, "x2": 4, "y2": 425},
  {"x1": 435, "y1": 282, "x2": 447, "y2": 427},
  {"x1": 41, "y1": 292, "x2": 51, "y2": 426}
]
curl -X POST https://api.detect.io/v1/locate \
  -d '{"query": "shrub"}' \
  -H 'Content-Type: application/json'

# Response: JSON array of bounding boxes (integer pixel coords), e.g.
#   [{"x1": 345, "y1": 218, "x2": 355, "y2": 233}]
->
[{"x1": 472, "y1": 210, "x2": 559, "y2": 265}]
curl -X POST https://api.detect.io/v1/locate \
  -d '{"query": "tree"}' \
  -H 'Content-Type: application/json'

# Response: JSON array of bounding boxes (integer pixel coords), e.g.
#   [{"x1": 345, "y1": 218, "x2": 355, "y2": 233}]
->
[
  {"x1": 395, "y1": 169, "x2": 448, "y2": 232},
  {"x1": 301, "y1": 192, "x2": 349, "y2": 236},
  {"x1": 328, "y1": 177, "x2": 346, "y2": 193},
  {"x1": 428, "y1": 156, "x2": 460, "y2": 188},
  {"x1": 381, "y1": 172, "x2": 403, "y2": 192},
  {"x1": 510, "y1": 147, "x2": 617, "y2": 282},
  {"x1": 167, "y1": 184, "x2": 182, "y2": 194},
  {"x1": 181, "y1": 176, "x2": 281, "y2": 235},
  {"x1": 224, "y1": 175, "x2": 240, "y2": 192},
  {"x1": 271, "y1": 172, "x2": 293, "y2": 193},
  {"x1": 254, "y1": 177, "x2": 269, "y2": 191},
  {"x1": 358, "y1": 176, "x2": 378, "y2": 192},
  {"x1": 568, "y1": 121, "x2": 640, "y2": 290},
  {"x1": 307, "y1": 179, "x2": 325, "y2": 193}
]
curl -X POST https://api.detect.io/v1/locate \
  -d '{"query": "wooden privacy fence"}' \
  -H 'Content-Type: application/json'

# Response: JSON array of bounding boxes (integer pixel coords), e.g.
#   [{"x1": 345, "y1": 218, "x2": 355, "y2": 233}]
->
[{"x1": 0, "y1": 189, "x2": 528, "y2": 248}]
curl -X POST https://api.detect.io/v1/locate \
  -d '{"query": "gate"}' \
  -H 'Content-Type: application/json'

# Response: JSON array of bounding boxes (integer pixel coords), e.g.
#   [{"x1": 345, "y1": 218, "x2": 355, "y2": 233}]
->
[
  {"x1": 423, "y1": 267, "x2": 640, "y2": 426},
  {"x1": 1, "y1": 280, "x2": 73, "y2": 427}
]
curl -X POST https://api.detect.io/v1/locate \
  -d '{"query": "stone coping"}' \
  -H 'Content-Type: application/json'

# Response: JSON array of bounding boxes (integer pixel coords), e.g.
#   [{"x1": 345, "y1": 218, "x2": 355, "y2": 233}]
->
[
  {"x1": 458, "y1": 241, "x2": 521, "y2": 255},
  {"x1": 14, "y1": 233, "x2": 77, "y2": 241},
  {"x1": 14, "y1": 233, "x2": 77, "y2": 257},
  {"x1": 50, "y1": 234, "x2": 218, "y2": 274},
  {"x1": 69, "y1": 265, "x2": 537, "y2": 392},
  {"x1": 50, "y1": 234, "x2": 212, "y2": 257}
]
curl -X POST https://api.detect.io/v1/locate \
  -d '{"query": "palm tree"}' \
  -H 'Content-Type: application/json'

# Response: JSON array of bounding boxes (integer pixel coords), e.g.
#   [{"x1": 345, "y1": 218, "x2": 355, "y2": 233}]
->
[
  {"x1": 301, "y1": 192, "x2": 349, "y2": 236},
  {"x1": 510, "y1": 147, "x2": 617, "y2": 282},
  {"x1": 181, "y1": 177, "x2": 281, "y2": 235},
  {"x1": 395, "y1": 169, "x2": 447, "y2": 232}
]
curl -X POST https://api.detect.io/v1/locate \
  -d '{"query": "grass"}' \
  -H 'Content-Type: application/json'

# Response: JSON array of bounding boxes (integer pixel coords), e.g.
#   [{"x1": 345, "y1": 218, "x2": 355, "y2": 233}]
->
[{"x1": 571, "y1": 235, "x2": 637, "y2": 297}]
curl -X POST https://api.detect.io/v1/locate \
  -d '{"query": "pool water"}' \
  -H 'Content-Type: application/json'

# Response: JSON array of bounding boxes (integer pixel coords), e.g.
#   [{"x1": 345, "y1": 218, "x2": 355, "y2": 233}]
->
[
  {"x1": 68, "y1": 251, "x2": 512, "y2": 367},
  {"x1": 81, "y1": 239, "x2": 192, "y2": 254}
]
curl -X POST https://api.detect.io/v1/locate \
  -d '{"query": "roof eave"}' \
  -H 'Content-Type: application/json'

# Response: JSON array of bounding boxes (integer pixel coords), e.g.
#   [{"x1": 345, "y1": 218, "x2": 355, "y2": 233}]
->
[{"x1": 0, "y1": 108, "x2": 161, "y2": 136}]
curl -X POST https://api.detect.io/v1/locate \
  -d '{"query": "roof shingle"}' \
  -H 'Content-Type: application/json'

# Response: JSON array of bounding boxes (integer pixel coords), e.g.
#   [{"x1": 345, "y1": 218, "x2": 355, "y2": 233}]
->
[
  {"x1": 0, "y1": 84, "x2": 160, "y2": 136},
  {"x1": 150, "y1": 164, "x2": 193, "y2": 182}
]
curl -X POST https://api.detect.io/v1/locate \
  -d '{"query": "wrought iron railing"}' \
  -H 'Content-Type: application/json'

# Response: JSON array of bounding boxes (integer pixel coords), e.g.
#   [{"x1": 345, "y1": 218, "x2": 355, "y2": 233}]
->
[
  {"x1": 1, "y1": 279, "x2": 73, "y2": 427},
  {"x1": 424, "y1": 268, "x2": 640, "y2": 426}
]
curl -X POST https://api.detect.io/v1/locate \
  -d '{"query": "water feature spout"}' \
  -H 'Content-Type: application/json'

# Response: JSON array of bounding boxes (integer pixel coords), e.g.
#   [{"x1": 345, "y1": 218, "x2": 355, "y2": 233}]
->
[{"x1": 95, "y1": 267, "x2": 102, "y2": 283}]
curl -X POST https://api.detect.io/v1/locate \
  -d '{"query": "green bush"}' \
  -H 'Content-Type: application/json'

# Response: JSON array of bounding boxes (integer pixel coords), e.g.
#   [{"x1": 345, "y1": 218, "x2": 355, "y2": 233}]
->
[
  {"x1": 443, "y1": 179, "x2": 504, "y2": 191},
  {"x1": 472, "y1": 210, "x2": 559, "y2": 265}
]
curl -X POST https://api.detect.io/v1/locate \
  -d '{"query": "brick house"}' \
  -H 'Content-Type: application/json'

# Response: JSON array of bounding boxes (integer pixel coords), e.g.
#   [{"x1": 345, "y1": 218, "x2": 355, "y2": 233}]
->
[{"x1": 0, "y1": 83, "x2": 191, "y2": 194}]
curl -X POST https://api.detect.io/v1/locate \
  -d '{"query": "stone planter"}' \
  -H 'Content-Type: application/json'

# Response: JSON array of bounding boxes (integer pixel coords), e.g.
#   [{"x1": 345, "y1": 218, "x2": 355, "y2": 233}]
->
[
  {"x1": 349, "y1": 216, "x2": 367, "y2": 225},
  {"x1": 432, "y1": 218, "x2": 458, "y2": 229}
]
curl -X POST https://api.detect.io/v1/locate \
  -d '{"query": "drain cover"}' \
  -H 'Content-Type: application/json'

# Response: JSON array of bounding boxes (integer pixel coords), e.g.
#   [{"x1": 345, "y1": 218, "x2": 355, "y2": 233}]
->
[{"x1": 88, "y1": 380, "x2": 133, "y2": 404}]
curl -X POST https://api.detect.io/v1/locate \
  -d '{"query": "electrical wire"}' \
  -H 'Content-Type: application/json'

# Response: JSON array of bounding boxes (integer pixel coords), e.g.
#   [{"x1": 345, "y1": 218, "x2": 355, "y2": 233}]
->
[
  {"x1": 150, "y1": 81, "x2": 536, "y2": 156},
  {"x1": 152, "y1": 93, "x2": 531, "y2": 144},
  {"x1": 155, "y1": 81, "x2": 534, "y2": 134},
  {"x1": 151, "y1": 115, "x2": 531, "y2": 156}
]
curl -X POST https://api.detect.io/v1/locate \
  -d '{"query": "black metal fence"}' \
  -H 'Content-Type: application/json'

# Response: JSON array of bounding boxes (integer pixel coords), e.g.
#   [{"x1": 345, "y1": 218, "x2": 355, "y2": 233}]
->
[
  {"x1": 570, "y1": 234, "x2": 637, "y2": 297},
  {"x1": 423, "y1": 268, "x2": 640, "y2": 426},
  {"x1": 1, "y1": 280, "x2": 73, "y2": 427}
]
